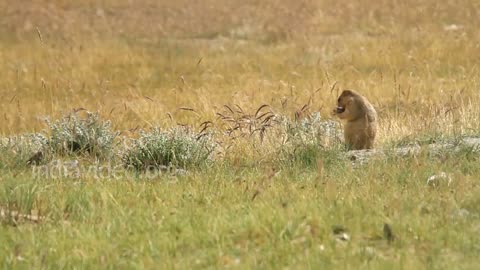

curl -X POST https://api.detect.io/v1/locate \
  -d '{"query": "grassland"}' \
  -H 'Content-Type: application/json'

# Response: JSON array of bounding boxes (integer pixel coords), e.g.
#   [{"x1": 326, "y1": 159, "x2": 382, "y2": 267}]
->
[{"x1": 1, "y1": 0, "x2": 480, "y2": 269}]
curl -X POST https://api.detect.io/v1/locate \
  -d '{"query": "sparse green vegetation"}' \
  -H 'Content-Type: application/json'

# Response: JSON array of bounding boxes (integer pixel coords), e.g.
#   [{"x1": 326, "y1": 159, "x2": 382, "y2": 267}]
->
[{"x1": 1, "y1": 0, "x2": 480, "y2": 269}]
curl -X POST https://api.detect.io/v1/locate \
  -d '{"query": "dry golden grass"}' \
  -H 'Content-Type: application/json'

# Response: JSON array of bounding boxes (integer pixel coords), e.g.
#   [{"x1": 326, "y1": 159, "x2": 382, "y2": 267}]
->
[{"x1": 1, "y1": 0, "x2": 479, "y2": 143}]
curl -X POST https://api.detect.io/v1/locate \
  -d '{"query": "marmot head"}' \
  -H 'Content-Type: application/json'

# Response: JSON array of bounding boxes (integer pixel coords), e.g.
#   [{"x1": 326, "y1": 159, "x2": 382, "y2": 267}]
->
[{"x1": 334, "y1": 90, "x2": 365, "y2": 121}]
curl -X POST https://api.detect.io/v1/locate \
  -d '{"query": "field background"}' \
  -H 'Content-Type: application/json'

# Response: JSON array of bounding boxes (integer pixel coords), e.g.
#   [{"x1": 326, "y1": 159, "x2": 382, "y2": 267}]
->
[{"x1": 1, "y1": 0, "x2": 480, "y2": 269}]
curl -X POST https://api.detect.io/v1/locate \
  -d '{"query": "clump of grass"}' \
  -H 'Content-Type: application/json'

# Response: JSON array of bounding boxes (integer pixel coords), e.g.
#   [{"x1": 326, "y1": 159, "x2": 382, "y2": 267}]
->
[
  {"x1": 277, "y1": 112, "x2": 343, "y2": 166},
  {"x1": 46, "y1": 111, "x2": 119, "y2": 159},
  {"x1": 121, "y1": 126, "x2": 216, "y2": 171},
  {"x1": 0, "y1": 133, "x2": 48, "y2": 169},
  {"x1": 0, "y1": 181, "x2": 40, "y2": 223}
]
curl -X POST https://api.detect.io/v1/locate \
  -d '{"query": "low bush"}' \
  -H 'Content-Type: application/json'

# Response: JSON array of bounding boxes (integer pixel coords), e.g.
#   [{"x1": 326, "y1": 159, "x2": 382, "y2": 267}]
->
[
  {"x1": 46, "y1": 112, "x2": 119, "y2": 159},
  {"x1": 278, "y1": 112, "x2": 343, "y2": 166},
  {"x1": 0, "y1": 133, "x2": 48, "y2": 168},
  {"x1": 122, "y1": 127, "x2": 216, "y2": 171}
]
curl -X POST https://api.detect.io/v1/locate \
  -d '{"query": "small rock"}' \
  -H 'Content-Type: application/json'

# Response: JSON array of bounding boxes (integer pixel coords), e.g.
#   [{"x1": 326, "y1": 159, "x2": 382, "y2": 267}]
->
[
  {"x1": 427, "y1": 172, "x2": 452, "y2": 187},
  {"x1": 443, "y1": 24, "x2": 463, "y2": 31},
  {"x1": 332, "y1": 225, "x2": 350, "y2": 242},
  {"x1": 336, "y1": 232, "x2": 350, "y2": 241},
  {"x1": 451, "y1": 208, "x2": 470, "y2": 220}
]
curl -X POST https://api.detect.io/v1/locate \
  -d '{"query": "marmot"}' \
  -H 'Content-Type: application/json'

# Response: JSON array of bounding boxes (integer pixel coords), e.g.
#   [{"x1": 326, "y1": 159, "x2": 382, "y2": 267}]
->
[{"x1": 333, "y1": 90, "x2": 377, "y2": 150}]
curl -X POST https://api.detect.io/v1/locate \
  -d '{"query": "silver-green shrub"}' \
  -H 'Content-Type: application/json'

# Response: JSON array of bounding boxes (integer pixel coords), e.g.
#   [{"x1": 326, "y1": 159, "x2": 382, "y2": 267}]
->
[
  {"x1": 0, "y1": 133, "x2": 48, "y2": 168},
  {"x1": 122, "y1": 127, "x2": 216, "y2": 170},
  {"x1": 46, "y1": 112, "x2": 118, "y2": 158},
  {"x1": 278, "y1": 112, "x2": 343, "y2": 165}
]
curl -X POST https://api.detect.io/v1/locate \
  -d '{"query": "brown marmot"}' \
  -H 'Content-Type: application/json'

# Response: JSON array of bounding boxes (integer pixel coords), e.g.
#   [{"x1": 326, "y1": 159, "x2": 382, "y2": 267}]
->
[{"x1": 333, "y1": 90, "x2": 377, "y2": 150}]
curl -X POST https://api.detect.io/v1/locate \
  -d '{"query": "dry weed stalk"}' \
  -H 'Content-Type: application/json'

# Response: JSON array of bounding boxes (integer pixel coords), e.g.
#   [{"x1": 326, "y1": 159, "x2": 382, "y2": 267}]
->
[{"x1": 216, "y1": 104, "x2": 278, "y2": 141}]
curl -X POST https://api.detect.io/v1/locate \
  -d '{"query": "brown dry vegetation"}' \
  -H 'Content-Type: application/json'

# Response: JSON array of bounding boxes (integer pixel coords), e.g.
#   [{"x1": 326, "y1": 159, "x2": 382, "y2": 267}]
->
[{"x1": 1, "y1": 0, "x2": 480, "y2": 142}]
